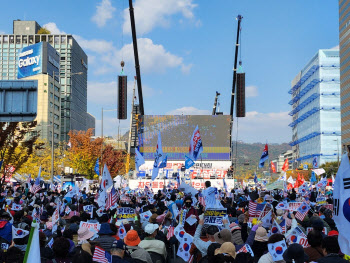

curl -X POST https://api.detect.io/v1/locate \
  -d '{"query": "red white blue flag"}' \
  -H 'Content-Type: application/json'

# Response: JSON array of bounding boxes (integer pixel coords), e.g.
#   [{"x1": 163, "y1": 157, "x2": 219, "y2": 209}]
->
[
  {"x1": 92, "y1": 246, "x2": 111, "y2": 263},
  {"x1": 258, "y1": 144, "x2": 269, "y2": 168},
  {"x1": 189, "y1": 126, "x2": 203, "y2": 161}
]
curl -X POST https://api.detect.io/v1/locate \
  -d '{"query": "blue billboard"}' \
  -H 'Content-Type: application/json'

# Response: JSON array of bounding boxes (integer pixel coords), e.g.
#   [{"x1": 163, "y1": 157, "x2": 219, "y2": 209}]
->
[{"x1": 17, "y1": 42, "x2": 43, "y2": 79}]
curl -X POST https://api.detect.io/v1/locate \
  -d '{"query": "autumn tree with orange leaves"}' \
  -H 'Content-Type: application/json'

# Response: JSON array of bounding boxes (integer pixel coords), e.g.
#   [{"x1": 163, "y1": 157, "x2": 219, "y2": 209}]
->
[{"x1": 67, "y1": 129, "x2": 128, "y2": 178}]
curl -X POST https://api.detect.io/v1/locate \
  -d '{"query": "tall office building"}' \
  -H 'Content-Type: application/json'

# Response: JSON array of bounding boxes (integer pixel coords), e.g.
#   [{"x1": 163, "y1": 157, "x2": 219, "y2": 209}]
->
[
  {"x1": 86, "y1": 113, "x2": 96, "y2": 136},
  {"x1": 289, "y1": 49, "x2": 341, "y2": 166},
  {"x1": 339, "y1": 1, "x2": 350, "y2": 149},
  {"x1": 0, "y1": 20, "x2": 88, "y2": 142}
]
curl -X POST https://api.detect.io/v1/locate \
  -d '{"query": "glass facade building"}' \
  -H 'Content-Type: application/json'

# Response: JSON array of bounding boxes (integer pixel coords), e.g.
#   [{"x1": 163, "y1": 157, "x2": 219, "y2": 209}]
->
[
  {"x1": 0, "y1": 20, "x2": 88, "y2": 142},
  {"x1": 289, "y1": 49, "x2": 341, "y2": 166},
  {"x1": 339, "y1": 0, "x2": 350, "y2": 148}
]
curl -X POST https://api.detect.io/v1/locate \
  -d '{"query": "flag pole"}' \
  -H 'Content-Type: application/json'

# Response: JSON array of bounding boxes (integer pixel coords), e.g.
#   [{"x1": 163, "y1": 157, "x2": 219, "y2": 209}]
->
[{"x1": 23, "y1": 220, "x2": 37, "y2": 263}]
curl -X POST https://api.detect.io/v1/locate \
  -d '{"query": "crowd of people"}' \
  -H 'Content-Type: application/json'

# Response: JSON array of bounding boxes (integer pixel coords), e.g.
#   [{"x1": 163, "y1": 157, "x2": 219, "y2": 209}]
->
[{"x1": 0, "y1": 178, "x2": 345, "y2": 263}]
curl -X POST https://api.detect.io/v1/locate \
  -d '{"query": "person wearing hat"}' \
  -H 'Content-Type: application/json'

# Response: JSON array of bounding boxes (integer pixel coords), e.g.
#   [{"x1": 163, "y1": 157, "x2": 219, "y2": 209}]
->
[
  {"x1": 194, "y1": 217, "x2": 232, "y2": 256},
  {"x1": 283, "y1": 243, "x2": 309, "y2": 263},
  {"x1": 252, "y1": 227, "x2": 268, "y2": 262},
  {"x1": 124, "y1": 230, "x2": 152, "y2": 263},
  {"x1": 110, "y1": 240, "x2": 129, "y2": 263},
  {"x1": 214, "y1": 242, "x2": 236, "y2": 259},
  {"x1": 94, "y1": 223, "x2": 117, "y2": 252},
  {"x1": 139, "y1": 223, "x2": 167, "y2": 260}
]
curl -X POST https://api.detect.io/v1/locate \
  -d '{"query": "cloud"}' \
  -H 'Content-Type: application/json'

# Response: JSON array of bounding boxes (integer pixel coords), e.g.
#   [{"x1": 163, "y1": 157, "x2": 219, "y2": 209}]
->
[
  {"x1": 331, "y1": 45, "x2": 339, "y2": 50},
  {"x1": 91, "y1": 0, "x2": 116, "y2": 27},
  {"x1": 123, "y1": 0, "x2": 198, "y2": 35},
  {"x1": 88, "y1": 80, "x2": 155, "y2": 105},
  {"x1": 42, "y1": 22, "x2": 66, "y2": 34},
  {"x1": 166, "y1": 106, "x2": 211, "y2": 115},
  {"x1": 73, "y1": 35, "x2": 115, "y2": 54},
  {"x1": 0, "y1": 30, "x2": 5, "y2": 34},
  {"x1": 101, "y1": 38, "x2": 191, "y2": 74},
  {"x1": 235, "y1": 111, "x2": 291, "y2": 143},
  {"x1": 44, "y1": 23, "x2": 191, "y2": 75},
  {"x1": 246, "y1": 86, "x2": 258, "y2": 98}
]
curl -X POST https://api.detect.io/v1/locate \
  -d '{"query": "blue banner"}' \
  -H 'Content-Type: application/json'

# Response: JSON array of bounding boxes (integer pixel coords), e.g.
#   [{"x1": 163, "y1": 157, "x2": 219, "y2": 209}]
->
[
  {"x1": 17, "y1": 42, "x2": 43, "y2": 79},
  {"x1": 94, "y1": 158, "x2": 100, "y2": 176}
]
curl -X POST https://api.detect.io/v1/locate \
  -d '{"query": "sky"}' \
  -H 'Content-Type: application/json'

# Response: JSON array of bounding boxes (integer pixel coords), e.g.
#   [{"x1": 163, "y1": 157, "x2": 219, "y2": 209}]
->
[{"x1": 0, "y1": 0, "x2": 340, "y2": 143}]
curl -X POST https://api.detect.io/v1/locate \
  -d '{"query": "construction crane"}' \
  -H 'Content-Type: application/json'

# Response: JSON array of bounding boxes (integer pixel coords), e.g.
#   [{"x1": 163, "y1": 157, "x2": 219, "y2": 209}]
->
[{"x1": 212, "y1": 91, "x2": 223, "y2": 115}]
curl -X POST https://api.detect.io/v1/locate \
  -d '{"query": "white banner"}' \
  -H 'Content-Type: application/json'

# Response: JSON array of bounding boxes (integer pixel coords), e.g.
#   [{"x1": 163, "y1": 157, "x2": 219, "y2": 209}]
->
[{"x1": 128, "y1": 179, "x2": 234, "y2": 190}]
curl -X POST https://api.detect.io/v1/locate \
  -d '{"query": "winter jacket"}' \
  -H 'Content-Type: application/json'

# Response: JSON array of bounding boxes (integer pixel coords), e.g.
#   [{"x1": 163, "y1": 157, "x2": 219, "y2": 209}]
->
[
  {"x1": 94, "y1": 235, "x2": 117, "y2": 252},
  {"x1": 317, "y1": 253, "x2": 349, "y2": 263},
  {"x1": 252, "y1": 241, "x2": 268, "y2": 263},
  {"x1": 304, "y1": 246, "x2": 325, "y2": 262}
]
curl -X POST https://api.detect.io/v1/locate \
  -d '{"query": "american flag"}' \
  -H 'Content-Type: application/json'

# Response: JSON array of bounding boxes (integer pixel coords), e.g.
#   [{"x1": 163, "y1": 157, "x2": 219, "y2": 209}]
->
[
  {"x1": 237, "y1": 244, "x2": 254, "y2": 257},
  {"x1": 295, "y1": 203, "x2": 310, "y2": 221},
  {"x1": 166, "y1": 226, "x2": 175, "y2": 240},
  {"x1": 93, "y1": 246, "x2": 111, "y2": 263},
  {"x1": 248, "y1": 201, "x2": 265, "y2": 217},
  {"x1": 30, "y1": 175, "x2": 42, "y2": 194},
  {"x1": 105, "y1": 187, "x2": 118, "y2": 211},
  {"x1": 279, "y1": 219, "x2": 286, "y2": 234}
]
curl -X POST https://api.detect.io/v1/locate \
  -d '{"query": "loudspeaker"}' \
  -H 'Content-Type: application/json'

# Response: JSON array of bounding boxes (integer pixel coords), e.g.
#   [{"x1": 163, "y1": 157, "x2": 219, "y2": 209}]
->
[
  {"x1": 236, "y1": 73, "x2": 245, "y2": 117},
  {"x1": 118, "y1": 76, "x2": 127, "y2": 120}
]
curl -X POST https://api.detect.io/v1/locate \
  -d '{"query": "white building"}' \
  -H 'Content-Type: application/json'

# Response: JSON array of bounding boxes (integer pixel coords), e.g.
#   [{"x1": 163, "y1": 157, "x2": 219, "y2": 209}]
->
[{"x1": 289, "y1": 49, "x2": 341, "y2": 167}]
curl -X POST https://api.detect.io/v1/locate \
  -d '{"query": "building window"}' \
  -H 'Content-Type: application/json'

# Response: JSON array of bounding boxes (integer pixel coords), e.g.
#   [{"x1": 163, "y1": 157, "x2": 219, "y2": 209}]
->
[
  {"x1": 50, "y1": 92, "x2": 53, "y2": 99},
  {"x1": 3, "y1": 36, "x2": 8, "y2": 43},
  {"x1": 54, "y1": 86, "x2": 59, "y2": 92},
  {"x1": 61, "y1": 36, "x2": 66, "y2": 43},
  {"x1": 54, "y1": 114, "x2": 59, "y2": 120},
  {"x1": 29, "y1": 36, "x2": 33, "y2": 44},
  {"x1": 54, "y1": 95, "x2": 59, "y2": 101},
  {"x1": 54, "y1": 105, "x2": 59, "y2": 111},
  {"x1": 50, "y1": 102, "x2": 53, "y2": 108},
  {"x1": 9, "y1": 36, "x2": 14, "y2": 44},
  {"x1": 16, "y1": 36, "x2": 21, "y2": 44},
  {"x1": 54, "y1": 36, "x2": 59, "y2": 44}
]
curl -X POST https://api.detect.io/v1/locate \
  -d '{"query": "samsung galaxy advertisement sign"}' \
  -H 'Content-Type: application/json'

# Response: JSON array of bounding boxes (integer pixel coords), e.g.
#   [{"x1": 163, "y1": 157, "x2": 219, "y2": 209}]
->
[
  {"x1": 17, "y1": 42, "x2": 43, "y2": 79},
  {"x1": 17, "y1": 42, "x2": 60, "y2": 80}
]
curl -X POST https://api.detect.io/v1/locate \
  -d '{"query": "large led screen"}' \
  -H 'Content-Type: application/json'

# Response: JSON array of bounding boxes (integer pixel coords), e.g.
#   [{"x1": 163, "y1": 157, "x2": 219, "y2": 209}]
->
[{"x1": 138, "y1": 115, "x2": 231, "y2": 160}]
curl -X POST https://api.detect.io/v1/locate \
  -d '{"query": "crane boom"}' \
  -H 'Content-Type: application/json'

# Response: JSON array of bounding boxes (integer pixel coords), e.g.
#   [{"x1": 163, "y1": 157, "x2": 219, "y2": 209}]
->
[{"x1": 212, "y1": 91, "x2": 220, "y2": 115}]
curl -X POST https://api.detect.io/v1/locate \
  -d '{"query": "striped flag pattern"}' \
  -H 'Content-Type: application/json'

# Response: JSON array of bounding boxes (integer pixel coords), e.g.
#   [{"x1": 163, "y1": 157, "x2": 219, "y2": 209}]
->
[
  {"x1": 93, "y1": 246, "x2": 111, "y2": 263},
  {"x1": 30, "y1": 167, "x2": 42, "y2": 194},
  {"x1": 248, "y1": 201, "x2": 266, "y2": 217},
  {"x1": 167, "y1": 226, "x2": 175, "y2": 240},
  {"x1": 105, "y1": 187, "x2": 118, "y2": 211}
]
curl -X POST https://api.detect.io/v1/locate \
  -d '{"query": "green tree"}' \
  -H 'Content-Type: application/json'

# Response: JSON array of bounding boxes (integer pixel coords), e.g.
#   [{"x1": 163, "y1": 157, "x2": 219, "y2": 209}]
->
[
  {"x1": 37, "y1": 28, "x2": 51, "y2": 34},
  {"x1": 320, "y1": 161, "x2": 338, "y2": 177}
]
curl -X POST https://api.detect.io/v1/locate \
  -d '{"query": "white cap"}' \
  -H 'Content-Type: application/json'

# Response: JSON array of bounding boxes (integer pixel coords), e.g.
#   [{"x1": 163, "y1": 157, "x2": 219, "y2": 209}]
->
[{"x1": 144, "y1": 223, "x2": 159, "y2": 234}]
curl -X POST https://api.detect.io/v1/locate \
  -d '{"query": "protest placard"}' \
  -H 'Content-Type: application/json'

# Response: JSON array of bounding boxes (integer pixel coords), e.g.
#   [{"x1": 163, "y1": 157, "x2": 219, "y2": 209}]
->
[
  {"x1": 79, "y1": 222, "x2": 101, "y2": 233},
  {"x1": 117, "y1": 207, "x2": 136, "y2": 221},
  {"x1": 203, "y1": 208, "x2": 227, "y2": 225},
  {"x1": 288, "y1": 202, "x2": 303, "y2": 212}
]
